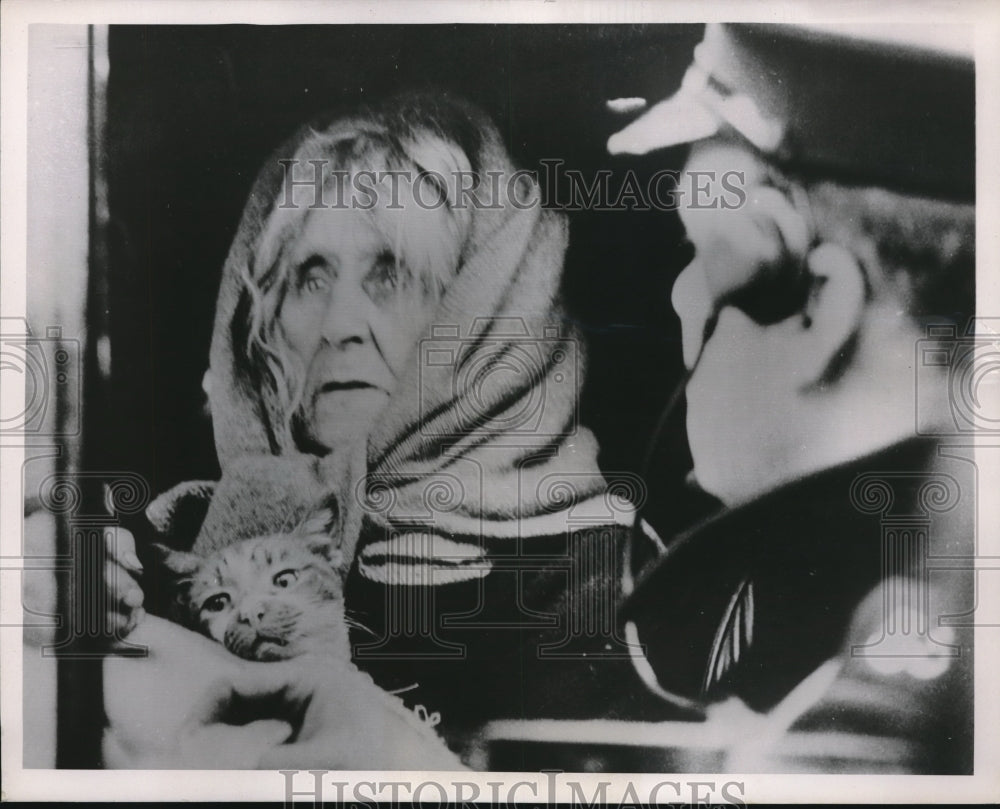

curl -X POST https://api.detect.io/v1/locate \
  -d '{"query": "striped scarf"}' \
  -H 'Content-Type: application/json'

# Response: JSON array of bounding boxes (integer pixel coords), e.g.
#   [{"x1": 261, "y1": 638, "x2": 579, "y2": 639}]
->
[{"x1": 154, "y1": 94, "x2": 608, "y2": 570}]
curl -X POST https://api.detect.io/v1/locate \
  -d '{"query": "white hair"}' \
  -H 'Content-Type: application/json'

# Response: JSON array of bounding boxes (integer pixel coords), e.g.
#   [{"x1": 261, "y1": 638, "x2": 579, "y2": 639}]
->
[{"x1": 238, "y1": 117, "x2": 474, "y2": 447}]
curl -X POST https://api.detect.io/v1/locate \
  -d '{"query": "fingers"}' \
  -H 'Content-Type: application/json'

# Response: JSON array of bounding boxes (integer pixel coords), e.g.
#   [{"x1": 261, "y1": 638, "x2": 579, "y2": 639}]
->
[
  {"x1": 104, "y1": 527, "x2": 144, "y2": 606},
  {"x1": 229, "y1": 658, "x2": 316, "y2": 705},
  {"x1": 243, "y1": 718, "x2": 295, "y2": 749},
  {"x1": 105, "y1": 559, "x2": 145, "y2": 636},
  {"x1": 198, "y1": 720, "x2": 294, "y2": 770},
  {"x1": 105, "y1": 526, "x2": 142, "y2": 572},
  {"x1": 106, "y1": 720, "x2": 294, "y2": 770},
  {"x1": 106, "y1": 606, "x2": 146, "y2": 641},
  {"x1": 104, "y1": 527, "x2": 146, "y2": 635},
  {"x1": 229, "y1": 655, "x2": 358, "y2": 711},
  {"x1": 105, "y1": 559, "x2": 143, "y2": 607}
]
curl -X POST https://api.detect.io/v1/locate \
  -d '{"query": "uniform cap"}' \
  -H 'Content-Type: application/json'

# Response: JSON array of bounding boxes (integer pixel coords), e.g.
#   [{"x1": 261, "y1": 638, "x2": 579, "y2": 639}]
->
[{"x1": 607, "y1": 23, "x2": 975, "y2": 200}]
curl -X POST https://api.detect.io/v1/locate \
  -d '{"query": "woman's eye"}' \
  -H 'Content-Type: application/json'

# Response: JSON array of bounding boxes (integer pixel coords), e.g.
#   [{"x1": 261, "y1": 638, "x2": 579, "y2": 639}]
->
[
  {"x1": 273, "y1": 569, "x2": 299, "y2": 588},
  {"x1": 367, "y1": 252, "x2": 403, "y2": 294},
  {"x1": 301, "y1": 270, "x2": 329, "y2": 295},
  {"x1": 201, "y1": 593, "x2": 231, "y2": 613},
  {"x1": 294, "y1": 258, "x2": 331, "y2": 295}
]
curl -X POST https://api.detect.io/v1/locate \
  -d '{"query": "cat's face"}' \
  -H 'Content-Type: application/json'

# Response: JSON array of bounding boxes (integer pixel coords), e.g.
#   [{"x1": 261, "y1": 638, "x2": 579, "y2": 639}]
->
[{"x1": 156, "y1": 510, "x2": 350, "y2": 662}]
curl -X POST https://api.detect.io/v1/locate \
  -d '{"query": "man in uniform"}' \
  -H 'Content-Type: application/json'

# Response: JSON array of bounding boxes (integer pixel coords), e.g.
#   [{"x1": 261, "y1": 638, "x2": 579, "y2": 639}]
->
[{"x1": 607, "y1": 23, "x2": 977, "y2": 773}]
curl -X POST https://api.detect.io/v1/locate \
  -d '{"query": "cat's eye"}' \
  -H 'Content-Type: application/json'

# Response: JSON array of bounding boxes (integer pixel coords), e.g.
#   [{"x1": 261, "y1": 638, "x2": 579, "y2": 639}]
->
[
  {"x1": 201, "y1": 593, "x2": 231, "y2": 613},
  {"x1": 273, "y1": 569, "x2": 299, "y2": 588}
]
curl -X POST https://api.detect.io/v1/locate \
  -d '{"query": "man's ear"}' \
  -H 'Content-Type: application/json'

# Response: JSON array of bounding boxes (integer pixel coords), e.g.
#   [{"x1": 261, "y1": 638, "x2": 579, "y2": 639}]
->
[
  {"x1": 795, "y1": 242, "x2": 866, "y2": 386},
  {"x1": 149, "y1": 543, "x2": 202, "y2": 580}
]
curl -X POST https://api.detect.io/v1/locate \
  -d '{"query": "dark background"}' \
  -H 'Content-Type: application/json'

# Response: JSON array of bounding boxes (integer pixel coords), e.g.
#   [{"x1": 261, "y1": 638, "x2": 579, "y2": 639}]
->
[{"x1": 95, "y1": 24, "x2": 713, "y2": 541}]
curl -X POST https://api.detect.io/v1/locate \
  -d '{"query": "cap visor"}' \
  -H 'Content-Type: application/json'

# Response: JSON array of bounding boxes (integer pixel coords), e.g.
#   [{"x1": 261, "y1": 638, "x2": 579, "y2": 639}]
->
[{"x1": 607, "y1": 91, "x2": 721, "y2": 156}]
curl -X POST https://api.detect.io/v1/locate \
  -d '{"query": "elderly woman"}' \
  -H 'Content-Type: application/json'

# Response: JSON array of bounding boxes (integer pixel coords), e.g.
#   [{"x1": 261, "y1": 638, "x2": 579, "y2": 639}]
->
[{"x1": 103, "y1": 93, "x2": 642, "y2": 769}]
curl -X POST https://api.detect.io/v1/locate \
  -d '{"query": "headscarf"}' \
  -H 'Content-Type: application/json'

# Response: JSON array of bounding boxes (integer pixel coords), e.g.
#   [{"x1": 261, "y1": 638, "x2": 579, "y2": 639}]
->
[{"x1": 149, "y1": 93, "x2": 607, "y2": 567}]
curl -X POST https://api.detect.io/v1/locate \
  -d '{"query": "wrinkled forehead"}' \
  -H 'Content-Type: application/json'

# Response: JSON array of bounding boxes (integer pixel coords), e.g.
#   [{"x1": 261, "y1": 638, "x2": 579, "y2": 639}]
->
[
  {"x1": 270, "y1": 151, "x2": 466, "y2": 284},
  {"x1": 280, "y1": 155, "x2": 428, "y2": 210},
  {"x1": 287, "y1": 205, "x2": 387, "y2": 261}
]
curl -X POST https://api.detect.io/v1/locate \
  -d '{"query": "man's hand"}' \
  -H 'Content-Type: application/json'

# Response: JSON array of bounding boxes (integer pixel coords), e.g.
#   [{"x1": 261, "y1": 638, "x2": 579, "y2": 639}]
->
[{"x1": 103, "y1": 615, "x2": 292, "y2": 768}]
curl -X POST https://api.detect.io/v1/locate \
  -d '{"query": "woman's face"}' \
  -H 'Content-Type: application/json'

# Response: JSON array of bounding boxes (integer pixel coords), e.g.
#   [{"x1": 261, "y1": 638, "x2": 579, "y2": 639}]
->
[{"x1": 278, "y1": 205, "x2": 442, "y2": 452}]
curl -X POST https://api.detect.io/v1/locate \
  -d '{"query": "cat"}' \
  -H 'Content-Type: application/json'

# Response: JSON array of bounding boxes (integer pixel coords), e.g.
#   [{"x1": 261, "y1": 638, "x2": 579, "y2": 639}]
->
[{"x1": 152, "y1": 508, "x2": 355, "y2": 662}]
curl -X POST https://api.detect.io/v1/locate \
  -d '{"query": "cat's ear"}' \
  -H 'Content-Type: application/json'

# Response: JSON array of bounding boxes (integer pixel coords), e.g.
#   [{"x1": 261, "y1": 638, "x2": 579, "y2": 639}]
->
[
  {"x1": 294, "y1": 504, "x2": 340, "y2": 556},
  {"x1": 149, "y1": 543, "x2": 202, "y2": 580}
]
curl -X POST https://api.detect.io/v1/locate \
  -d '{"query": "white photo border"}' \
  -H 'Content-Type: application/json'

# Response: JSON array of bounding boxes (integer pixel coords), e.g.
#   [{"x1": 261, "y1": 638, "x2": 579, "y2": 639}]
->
[{"x1": 2, "y1": 0, "x2": 998, "y2": 802}]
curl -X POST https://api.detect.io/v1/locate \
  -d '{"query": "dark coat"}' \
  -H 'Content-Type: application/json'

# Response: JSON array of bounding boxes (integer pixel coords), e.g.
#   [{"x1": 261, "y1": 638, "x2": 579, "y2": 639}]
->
[{"x1": 622, "y1": 436, "x2": 975, "y2": 772}]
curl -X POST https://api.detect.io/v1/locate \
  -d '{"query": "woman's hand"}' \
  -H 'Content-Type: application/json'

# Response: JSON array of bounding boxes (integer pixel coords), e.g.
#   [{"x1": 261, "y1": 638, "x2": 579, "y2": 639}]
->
[
  {"x1": 104, "y1": 526, "x2": 146, "y2": 638},
  {"x1": 103, "y1": 616, "x2": 464, "y2": 770},
  {"x1": 232, "y1": 656, "x2": 468, "y2": 771},
  {"x1": 103, "y1": 615, "x2": 292, "y2": 768}
]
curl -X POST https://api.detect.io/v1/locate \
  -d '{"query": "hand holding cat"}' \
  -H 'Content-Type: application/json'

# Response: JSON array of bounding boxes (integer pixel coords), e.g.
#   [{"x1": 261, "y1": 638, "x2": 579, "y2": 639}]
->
[
  {"x1": 232, "y1": 655, "x2": 469, "y2": 771},
  {"x1": 103, "y1": 615, "x2": 465, "y2": 770},
  {"x1": 103, "y1": 615, "x2": 293, "y2": 768}
]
